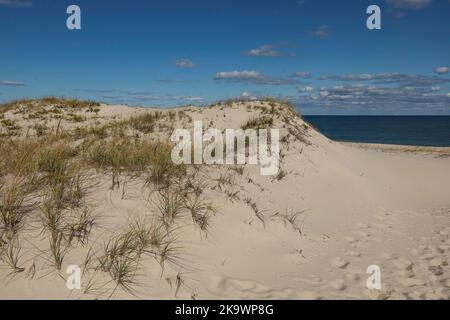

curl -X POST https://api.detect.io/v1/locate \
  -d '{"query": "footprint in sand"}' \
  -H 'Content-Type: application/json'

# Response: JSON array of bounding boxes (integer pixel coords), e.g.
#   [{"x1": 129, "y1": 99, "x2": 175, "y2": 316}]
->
[
  {"x1": 396, "y1": 270, "x2": 415, "y2": 279},
  {"x1": 429, "y1": 257, "x2": 448, "y2": 268},
  {"x1": 344, "y1": 273, "x2": 361, "y2": 281},
  {"x1": 330, "y1": 257, "x2": 350, "y2": 269},
  {"x1": 293, "y1": 275, "x2": 322, "y2": 286},
  {"x1": 346, "y1": 251, "x2": 361, "y2": 258},
  {"x1": 445, "y1": 279, "x2": 450, "y2": 287},
  {"x1": 343, "y1": 236, "x2": 358, "y2": 243},
  {"x1": 327, "y1": 279, "x2": 346, "y2": 291},
  {"x1": 352, "y1": 230, "x2": 371, "y2": 238},
  {"x1": 363, "y1": 289, "x2": 391, "y2": 300},
  {"x1": 398, "y1": 277, "x2": 427, "y2": 287},
  {"x1": 379, "y1": 253, "x2": 397, "y2": 260},
  {"x1": 393, "y1": 259, "x2": 414, "y2": 271},
  {"x1": 372, "y1": 222, "x2": 392, "y2": 229}
]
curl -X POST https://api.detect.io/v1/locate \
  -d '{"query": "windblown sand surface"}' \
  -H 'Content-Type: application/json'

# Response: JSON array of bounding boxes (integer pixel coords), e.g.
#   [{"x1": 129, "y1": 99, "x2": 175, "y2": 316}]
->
[{"x1": 0, "y1": 99, "x2": 449, "y2": 300}]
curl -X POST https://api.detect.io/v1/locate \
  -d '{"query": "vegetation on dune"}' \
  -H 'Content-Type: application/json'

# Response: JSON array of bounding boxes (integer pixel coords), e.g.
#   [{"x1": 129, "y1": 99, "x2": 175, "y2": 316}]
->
[
  {"x1": 0, "y1": 97, "x2": 307, "y2": 298},
  {"x1": 0, "y1": 97, "x2": 100, "y2": 114},
  {"x1": 241, "y1": 115, "x2": 274, "y2": 130}
]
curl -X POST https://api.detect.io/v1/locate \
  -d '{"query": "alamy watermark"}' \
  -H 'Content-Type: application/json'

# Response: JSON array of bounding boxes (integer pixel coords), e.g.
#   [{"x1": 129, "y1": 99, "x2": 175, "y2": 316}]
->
[
  {"x1": 366, "y1": 264, "x2": 381, "y2": 290},
  {"x1": 66, "y1": 4, "x2": 381, "y2": 31},
  {"x1": 66, "y1": 5, "x2": 81, "y2": 30},
  {"x1": 170, "y1": 121, "x2": 280, "y2": 176}
]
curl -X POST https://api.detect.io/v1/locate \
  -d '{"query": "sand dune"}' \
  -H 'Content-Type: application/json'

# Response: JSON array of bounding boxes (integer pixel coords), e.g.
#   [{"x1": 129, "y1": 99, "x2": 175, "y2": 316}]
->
[{"x1": 0, "y1": 98, "x2": 449, "y2": 300}]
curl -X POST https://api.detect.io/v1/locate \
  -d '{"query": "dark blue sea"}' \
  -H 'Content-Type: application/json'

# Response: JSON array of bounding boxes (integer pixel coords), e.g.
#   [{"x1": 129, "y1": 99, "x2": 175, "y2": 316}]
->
[{"x1": 303, "y1": 116, "x2": 450, "y2": 147}]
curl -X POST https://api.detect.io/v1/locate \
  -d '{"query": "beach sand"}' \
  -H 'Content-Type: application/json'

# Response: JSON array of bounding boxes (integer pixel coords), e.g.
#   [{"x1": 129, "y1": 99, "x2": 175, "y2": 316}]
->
[{"x1": 0, "y1": 99, "x2": 449, "y2": 300}]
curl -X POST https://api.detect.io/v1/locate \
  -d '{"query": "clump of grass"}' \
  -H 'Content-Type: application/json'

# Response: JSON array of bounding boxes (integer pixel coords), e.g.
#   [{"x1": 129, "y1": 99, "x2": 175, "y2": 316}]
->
[
  {"x1": 87, "y1": 138, "x2": 132, "y2": 189},
  {"x1": 86, "y1": 105, "x2": 101, "y2": 114},
  {"x1": 145, "y1": 143, "x2": 186, "y2": 190},
  {"x1": 38, "y1": 161, "x2": 93, "y2": 269},
  {"x1": 128, "y1": 113, "x2": 159, "y2": 133},
  {"x1": 33, "y1": 122, "x2": 48, "y2": 137},
  {"x1": 241, "y1": 115, "x2": 273, "y2": 130},
  {"x1": 96, "y1": 217, "x2": 175, "y2": 295},
  {"x1": 35, "y1": 142, "x2": 76, "y2": 186},
  {"x1": 168, "y1": 111, "x2": 176, "y2": 121},
  {"x1": 225, "y1": 98, "x2": 233, "y2": 107},
  {"x1": 287, "y1": 126, "x2": 311, "y2": 145},
  {"x1": 183, "y1": 193, "x2": 216, "y2": 233},
  {"x1": 230, "y1": 166, "x2": 244, "y2": 176},
  {"x1": 244, "y1": 197, "x2": 266, "y2": 225},
  {"x1": 98, "y1": 234, "x2": 140, "y2": 294},
  {"x1": 40, "y1": 194, "x2": 68, "y2": 270},
  {"x1": 66, "y1": 206, "x2": 97, "y2": 246},
  {"x1": 66, "y1": 113, "x2": 86, "y2": 123},
  {"x1": 0, "y1": 177, "x2": 34, "y2": 239},
  {"x1": 276, "y1": 169, "x2": 287, "y2": 181},
  {"x1": 166, "y1": 271, "x2": 185, "y2": 297},
  {"x1": 0, "y1": 236, "x2": 25, "y2": 273},
  {"x1": 86, "y1": 137, "x2": 182, "y2": 190},
  {"x1": 0, "y1": 118, "x2": 21, "y2": 136},
  {"x1": 153, "y1": 188, "x2": 184, "y2": 227},
  {"x1": 89, "y1": 124, "x2": 109, "y2": 139},
  {"x1": 211, "y1": 170, "x2": 235, "y2": 191},
  {"x1": 274, "y1": 209, "x2": 307, "y2": 236}
]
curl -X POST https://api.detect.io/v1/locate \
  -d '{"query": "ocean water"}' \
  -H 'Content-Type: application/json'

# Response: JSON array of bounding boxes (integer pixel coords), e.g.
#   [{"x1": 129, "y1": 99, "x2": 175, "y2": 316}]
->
[{"x1": 303, "y1": 116, "x2": 450, "y2": 147}]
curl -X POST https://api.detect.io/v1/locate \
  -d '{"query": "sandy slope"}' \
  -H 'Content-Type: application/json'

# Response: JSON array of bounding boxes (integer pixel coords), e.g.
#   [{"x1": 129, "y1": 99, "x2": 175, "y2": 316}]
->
[{"x1": 0, "y1": 100, "x2": 449, "y2": 300}]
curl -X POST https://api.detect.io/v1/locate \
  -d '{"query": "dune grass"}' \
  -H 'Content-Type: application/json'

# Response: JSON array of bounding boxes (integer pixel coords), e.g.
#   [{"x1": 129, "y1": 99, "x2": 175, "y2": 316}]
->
[
  {"x1": 0, "y1": 97, "x2": 100, "y2": 114},
  {"x1": 0, "y1": 97, "x2": 305, "y2": 295},
  {"x1": 96, "y1": 217, "x2": 176, "y2": 294},
  {"x1": 274, "y1": 209, "x2": 307, "y2": 236},
  {"x1": 152, "y1": 188, "x2": 185, "y2": 227},
  {"x1": 241, "y1": 115, "x2": 274, "y2": 130},
  {"x1": 86, "y1": 137, "x2": 186, "y2": 190},
  {"x1": 128, "y1": 112, "x2": 162, "y2": 134},
  {"x1": 183, "y1": 193, "x2": 216, "y2": 232},
  {"x1": 0, "y1": 236, "x2": 25, "y2": 273},
  {"x1": 0, "y1": 176, "x2": 34, "y2": 239}
]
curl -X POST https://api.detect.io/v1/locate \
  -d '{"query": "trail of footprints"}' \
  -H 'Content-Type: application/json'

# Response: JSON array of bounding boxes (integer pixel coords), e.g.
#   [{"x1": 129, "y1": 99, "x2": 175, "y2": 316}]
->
[
  {"x1": 206, "y1": 208, "x2": 449, "y2": 300},
  {"x1": 325, "y1": 207, "x2": 450, "y2": 299}
]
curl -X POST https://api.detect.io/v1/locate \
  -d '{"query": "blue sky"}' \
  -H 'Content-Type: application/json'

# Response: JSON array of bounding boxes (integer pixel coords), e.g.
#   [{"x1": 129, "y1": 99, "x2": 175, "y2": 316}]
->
[{"x1": 1, "y1": 0, "x2": 449, "y2": 114}]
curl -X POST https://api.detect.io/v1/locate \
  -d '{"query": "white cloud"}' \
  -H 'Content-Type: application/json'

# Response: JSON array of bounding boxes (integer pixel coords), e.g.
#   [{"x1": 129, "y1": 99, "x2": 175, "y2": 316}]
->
[
  {"x1": 176, "y1": 58, "x2": 194, "y2": 68},
  {"x1": 292, "y1": 72, "x2": 311, "y2": 79},
  {"x1": 241, "y1": 92, "x2": 257, "y2": 100},
  {"x1": 214, "y1": 70, "x2": 301, "y2": 85},
  {"x1": 301, "y1": 86, "x2": 314, "y2": 92},
  {"x1": 386, "y1": 0, "x2": 432, "y2": 10},
  {"x1": 0, "y1": 0, "x2": 32, "y2": 7},
  {"x1": 130, "y1": 94, "x2": 203, "y2": 104},
  {"x1": 243, "y1": 45, "x2": 281, "y2": 57},
  {"x1": 434, "y1": 66, "x2": 449, "y2": 75},
  {"x1": 313, "y1": 25, "x2": 330, "y2": 38},
  {"x1": 215, "y1": 70, "x2": 263, "y2": 81},
  {"x1": 0, "y1": 80, "x2": 25, "y2": 86}
]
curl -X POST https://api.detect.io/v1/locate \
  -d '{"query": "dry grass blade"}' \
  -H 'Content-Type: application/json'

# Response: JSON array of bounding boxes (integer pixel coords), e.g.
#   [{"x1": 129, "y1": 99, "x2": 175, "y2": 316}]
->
[
  {"x1": 183, "y1": 194, "x2": 216, "y2": 233},
  {"x1": 66, "y1": 206, "x2": 97, "y2": 246},
  {"x1": 96, "y1": 217, "x2": 175, "y2": 295},
  {"x1": 275, "y1": 209, "x2": 307, "y2": 235},
  {"x1": 153, "y1": 188, "x2": 184, "y2": 227},
  {"x1": 1, "y1": 236, "x2": 25, "y2": 273},
  {"x1": 0, "y1": 176, "x2": 34, "y2": 238}
]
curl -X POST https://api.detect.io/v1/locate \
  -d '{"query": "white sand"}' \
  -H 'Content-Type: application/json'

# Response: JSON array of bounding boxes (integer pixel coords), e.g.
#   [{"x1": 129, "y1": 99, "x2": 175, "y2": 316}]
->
[{"x1": 0, "y1": 100, "x2": 449, "y2": 300}]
